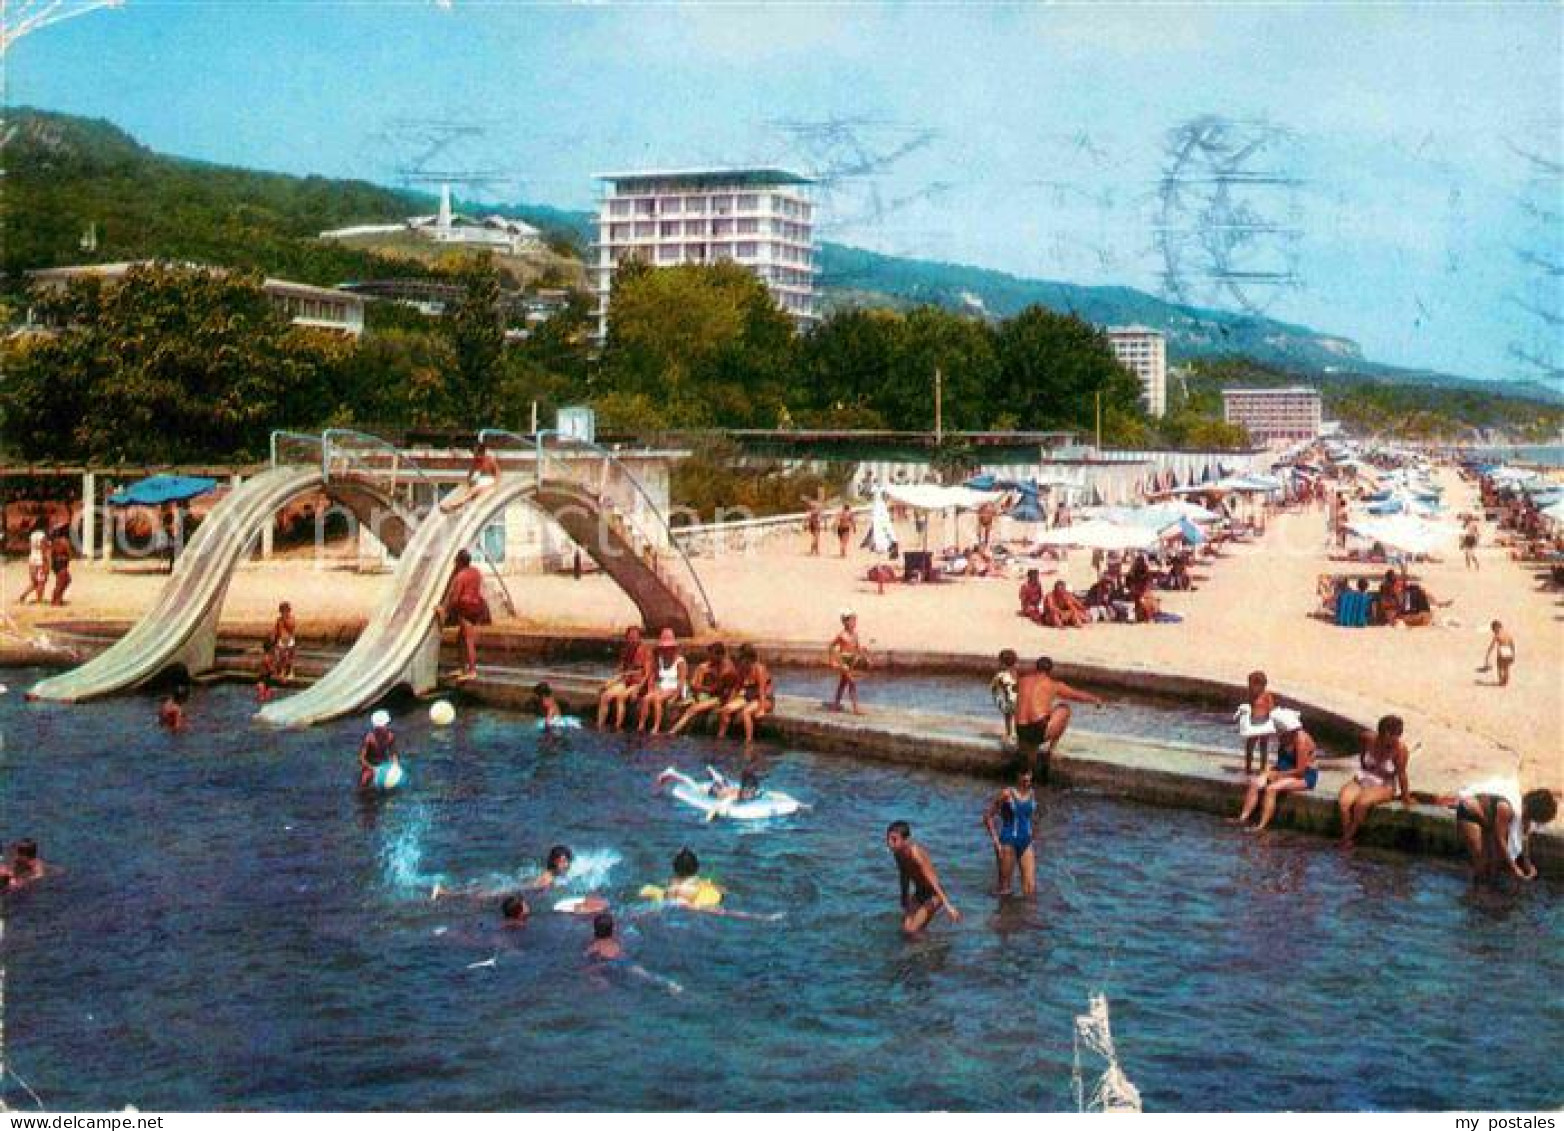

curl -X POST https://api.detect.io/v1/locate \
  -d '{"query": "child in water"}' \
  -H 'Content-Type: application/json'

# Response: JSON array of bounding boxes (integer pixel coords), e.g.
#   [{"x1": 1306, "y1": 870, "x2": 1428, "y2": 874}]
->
[
  {"x1": 534, "y1": 682, "x2": 562, "y2": 725},
  {"x1": 583, "y1": 912, "x2": 624, "y2": 962},
  {"x1": 158, "y1": 686, "x2": 190, "y2": 731}
]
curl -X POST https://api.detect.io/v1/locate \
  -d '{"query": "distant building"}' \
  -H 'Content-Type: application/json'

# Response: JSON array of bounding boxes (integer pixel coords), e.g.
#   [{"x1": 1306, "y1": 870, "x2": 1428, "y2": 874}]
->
[
  {"x1": 592, "y1": 168, "x2": 817, "y2": 338},
  {"x1": 1106, "y1": 326, "x2": 1167, "y2": 418},
  {"x1": 1222, "y1": 386, "x2": 1324, "y2": 442},
  {"x1": 319, "y1": 184, "x2": 544, "y2": 255},
  {"x1": 26, "y1": 261, "x2": 365, "y2": 337}
]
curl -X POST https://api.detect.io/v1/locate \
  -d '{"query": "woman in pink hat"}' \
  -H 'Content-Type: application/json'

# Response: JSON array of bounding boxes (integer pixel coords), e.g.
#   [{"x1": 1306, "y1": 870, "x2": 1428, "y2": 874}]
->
[{"x1": 637, "y1": 628, "x2": 689, "y2": 735}]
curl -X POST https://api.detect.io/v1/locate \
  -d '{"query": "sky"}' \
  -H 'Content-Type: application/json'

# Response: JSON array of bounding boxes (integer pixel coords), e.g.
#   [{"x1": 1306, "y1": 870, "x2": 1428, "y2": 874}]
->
[{"x1": 9, "y1": 1, "x2": 1563, "y2": 383}]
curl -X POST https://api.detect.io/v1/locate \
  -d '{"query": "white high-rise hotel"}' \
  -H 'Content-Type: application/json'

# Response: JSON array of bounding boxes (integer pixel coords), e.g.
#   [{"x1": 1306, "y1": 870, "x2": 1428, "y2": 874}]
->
[
  {"x1": 1105, "y1": 326, "x2": 1168, "y2": 418},
  {"x1": 592, "y1": 168, "x2": 818, "y2": 338}
]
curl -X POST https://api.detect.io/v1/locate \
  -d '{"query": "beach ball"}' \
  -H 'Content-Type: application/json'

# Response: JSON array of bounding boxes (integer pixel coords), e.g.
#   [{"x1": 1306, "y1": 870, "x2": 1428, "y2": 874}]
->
[{"x1": 429, "y1": 700, "x2": 456, "y2": 727}]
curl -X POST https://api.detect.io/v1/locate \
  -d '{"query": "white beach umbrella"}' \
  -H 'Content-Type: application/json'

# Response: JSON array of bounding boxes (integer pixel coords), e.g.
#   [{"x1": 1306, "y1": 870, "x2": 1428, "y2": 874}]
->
[
  {"x1": 1542, "y1": 500, "x2": 1564, "y2": 525},
  {"x1": 1345, "y1": 515, "x2": 1460, "y2": 556},
  {"x1": 1031, "y1": 518, "x2": 1161, "y2": 551}
]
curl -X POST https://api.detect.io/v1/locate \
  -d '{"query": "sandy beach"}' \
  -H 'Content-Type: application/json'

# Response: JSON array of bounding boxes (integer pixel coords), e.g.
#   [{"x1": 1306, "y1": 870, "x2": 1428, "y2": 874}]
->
[{"x1": 5, "y1": 465, "x2": 1559, "y2": 796}]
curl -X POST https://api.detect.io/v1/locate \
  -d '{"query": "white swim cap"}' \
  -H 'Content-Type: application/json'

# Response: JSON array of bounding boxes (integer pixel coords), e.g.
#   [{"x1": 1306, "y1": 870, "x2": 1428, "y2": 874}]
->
[
  {"x1": 371, "y1": 709, "x2": 391, "y2": 729},
  {"x1": 1270, "y1": 708, "x2": 1303, "y2": 733},
  {"x1": 840, "y1": 607, "x2": 856, "y2": 620}
]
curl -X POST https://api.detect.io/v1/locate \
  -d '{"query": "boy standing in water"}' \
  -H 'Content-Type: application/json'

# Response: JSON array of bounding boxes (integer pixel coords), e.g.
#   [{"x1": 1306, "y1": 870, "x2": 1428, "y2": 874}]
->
[
  {"x1": 158, "y1": 685, "x2": 189, "y2": 731},
  {"x1": 886, "y1": 820, "x2": 960, "y2": 935},
  {"x1": 1482, "y1": 621, "x2": 1516, "y2": 687},
  {"x1": 584, "y1": 912, "x2": 624, "y2": 962}
]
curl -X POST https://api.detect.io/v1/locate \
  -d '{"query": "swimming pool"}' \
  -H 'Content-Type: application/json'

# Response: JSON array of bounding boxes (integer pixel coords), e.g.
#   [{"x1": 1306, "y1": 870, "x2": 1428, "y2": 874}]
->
[{"x1": 3, "y1": 672, "x2": 1560, "y2": 1111}]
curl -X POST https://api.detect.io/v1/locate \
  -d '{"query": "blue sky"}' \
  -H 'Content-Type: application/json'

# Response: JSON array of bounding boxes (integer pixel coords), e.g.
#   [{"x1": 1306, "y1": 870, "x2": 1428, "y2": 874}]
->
[{"x1": 11, "y1": 1, "x2": 1562, "y2": 382}]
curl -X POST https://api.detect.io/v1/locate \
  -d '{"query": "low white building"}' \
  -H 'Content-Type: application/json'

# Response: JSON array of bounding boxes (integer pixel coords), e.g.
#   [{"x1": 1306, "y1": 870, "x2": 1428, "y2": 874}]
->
[
  {"x1": 26, "y1": 261, "x2": 365, "y2": 337},
  {"x1": 1106, "y1": 326, "x2": 1168, "y2": 418},
  {"x1": 1222, "y1": 386, "x2": 1324, "y2": 442}
]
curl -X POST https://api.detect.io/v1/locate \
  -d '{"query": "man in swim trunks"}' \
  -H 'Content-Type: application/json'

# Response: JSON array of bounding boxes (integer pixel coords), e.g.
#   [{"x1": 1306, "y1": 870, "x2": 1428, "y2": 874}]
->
[
  {"x1": 668, "y1": 642, "x2": 735, "y2": 736},
  {"x1": 597, "y1": 625, "x2": 652, "y2": 730},
  {"x1": 804, "y1": 499, "x2": 823, "y2": 556},
  {"x1": 886, "y1": 820, "x2": 959, "y2": 935},
  {"x1": 1014, "y1": 657, "x2": 1104, "y2": 782},
  {"x1": 440, "y1": 439, "x2": 502, "y2": 513},
  {"x1": 439, "y1": 549, "x2": 491, "y2": 681},
  {"x1": 834, "y1": 503, "x2": 856, "y2": 558},
  {"x1": 358, "y1": 709, "x2": 398, "y2": 789},
  {"x1": 1482, "y1": 621, "x2": 1516, "y2": 687},
  {"x1": 828, "y1": 609, "x2": 871, "y2": 714}
]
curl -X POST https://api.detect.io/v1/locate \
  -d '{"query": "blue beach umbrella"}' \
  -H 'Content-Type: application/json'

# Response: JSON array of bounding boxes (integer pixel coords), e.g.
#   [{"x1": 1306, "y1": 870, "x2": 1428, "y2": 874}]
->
[{"x1": 107, "y1": 474, "x2": 219, "y2": 507}]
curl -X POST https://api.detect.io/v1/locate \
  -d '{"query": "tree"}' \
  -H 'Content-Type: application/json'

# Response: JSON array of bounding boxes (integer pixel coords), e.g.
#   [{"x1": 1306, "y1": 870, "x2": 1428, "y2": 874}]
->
[
  {"x1": 598, "y1": 262, "x2": 796, "y2": 428},
  {"x1": 994, "y1": 306, "x2": 1143, "y2": 433},
  {"x1": 444, "y1": 253, "x2": 506, "y2": 424},
  {"x1": 1, "y1": 264, "x2": 341, "y2": 462}
]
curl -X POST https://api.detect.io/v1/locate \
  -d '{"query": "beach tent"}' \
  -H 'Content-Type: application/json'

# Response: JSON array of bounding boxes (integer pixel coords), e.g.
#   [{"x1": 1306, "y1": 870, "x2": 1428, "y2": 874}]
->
[
  {"x1": 107, "y1": 474, "x2": 219, "y2": 507},
  {"x1": 1031, "y1": 519, "x2": 1161, "y2": 551},
  {"x1": 1344, "y1": 515, "x2": 1459, "y2": 556},
  {"x1": 883, "y1": 483, "x2": 1002, "y2": 512}
]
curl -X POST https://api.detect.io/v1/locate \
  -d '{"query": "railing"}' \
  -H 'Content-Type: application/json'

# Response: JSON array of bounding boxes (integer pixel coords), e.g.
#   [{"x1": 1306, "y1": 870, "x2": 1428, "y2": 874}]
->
[
  {"x1": 320, "y1": 428, "x2": 517, "y2": 617},
  {"x1": 478, "y1": 428, "x2": 718, "y2": 629},
  {"x1": 269, "y1": 430, "x2": 324, "y2": 469}
]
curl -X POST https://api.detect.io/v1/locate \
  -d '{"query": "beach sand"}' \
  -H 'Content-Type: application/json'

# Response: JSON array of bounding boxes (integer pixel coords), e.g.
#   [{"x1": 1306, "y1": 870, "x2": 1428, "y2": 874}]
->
[{"x1": 5, "y1": 466, "x2": 1559, "y2": 796}]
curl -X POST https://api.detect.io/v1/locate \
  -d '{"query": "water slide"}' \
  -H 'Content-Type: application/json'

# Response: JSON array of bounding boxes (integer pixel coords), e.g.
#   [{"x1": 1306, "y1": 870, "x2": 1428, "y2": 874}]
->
[
  {"x1": 258, "y1": 477, "x2": 714, "y2": 727},
  {"x1": 30, "y1": 466, "x2": 411, "y2": 703}
]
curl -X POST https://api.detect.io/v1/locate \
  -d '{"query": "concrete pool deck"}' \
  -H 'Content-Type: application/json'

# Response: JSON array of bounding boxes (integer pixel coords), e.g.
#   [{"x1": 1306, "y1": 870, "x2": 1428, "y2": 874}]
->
[{"x1": 11, "y1": 622, "x2": 1560, "y2": 872}]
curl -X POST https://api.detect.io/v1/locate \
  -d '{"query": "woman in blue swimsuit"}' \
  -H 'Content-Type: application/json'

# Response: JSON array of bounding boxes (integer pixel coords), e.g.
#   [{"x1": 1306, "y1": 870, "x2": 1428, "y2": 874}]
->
[
  {"x1": 983, "y1": 767, "x2": 1038, "y2": 895},
  {"x1": 1235, "y1": 708, "x2": 1319, "y2": 831}
]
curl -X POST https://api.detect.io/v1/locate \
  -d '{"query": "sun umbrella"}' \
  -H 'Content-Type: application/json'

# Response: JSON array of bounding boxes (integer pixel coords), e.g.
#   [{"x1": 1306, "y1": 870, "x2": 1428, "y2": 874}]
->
[
  {"x1": 107, "y1": 475, "x2": 219, "y2": 507},
  {"x1": 1031, "y1": 519, "x2": 1161, "y2": 551},
  {"x1": 1542, "y1": 500, "x2": 1564, "y2": 524},
  {"x1": 1344, "y1": 515, "x2": 1459, "y2": 556}
]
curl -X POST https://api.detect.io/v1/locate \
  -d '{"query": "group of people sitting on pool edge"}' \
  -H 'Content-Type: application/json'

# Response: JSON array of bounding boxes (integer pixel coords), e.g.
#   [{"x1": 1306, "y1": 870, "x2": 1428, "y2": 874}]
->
[
  {"x1": 1231, "y1": 669, "x2": 1557, "y2": 876},
  {"x1": 596, "y1": 626, "x2": 774, "y2": 742}
]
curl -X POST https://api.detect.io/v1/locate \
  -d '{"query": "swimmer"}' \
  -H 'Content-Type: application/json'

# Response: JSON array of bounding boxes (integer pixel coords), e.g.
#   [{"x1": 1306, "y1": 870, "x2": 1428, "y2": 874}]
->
[
  {"x1": 7, "y1": 840, "x2": 48, "y2": 888},
  {"x1": 158, "y1": 685, "x2": 190, "y2": 731},
  {"x1": 584, "y1": 911, "x2": 624, "y2": 962},
  {"x1": 534, "y1": 682, "x2": 562, "y2": 726},
  {"x1": 357, "y1": 709, "x2": 398, "y2": 789},
  {"x1": 886, "y1": 820, "x2": 959, "y2": 935},
  {"x1": 532, "y1": 845, "x2": 574, "y2": 889},
  {"x1": 1014, "y1": 657, "x2": 1104, "y2": 782},
  {"x1": 501, "y1": 894, "x2": 531, "y2": 927},
  {"x1": 638, "y1": 847, "x2": 726, "y2": 910},
  {"x1": 983, "y1": 767, "x2": 1038, "y2": 896}
]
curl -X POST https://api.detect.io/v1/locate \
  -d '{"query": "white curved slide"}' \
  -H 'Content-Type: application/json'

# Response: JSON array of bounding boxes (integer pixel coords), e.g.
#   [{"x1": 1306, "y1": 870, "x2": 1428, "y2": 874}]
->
[
  {"x1": 258, "y1": 477, "x2": 712, "y2": 727},
  {"x1": 31, "y1": 467, "x2": 321, "y2": 702}
]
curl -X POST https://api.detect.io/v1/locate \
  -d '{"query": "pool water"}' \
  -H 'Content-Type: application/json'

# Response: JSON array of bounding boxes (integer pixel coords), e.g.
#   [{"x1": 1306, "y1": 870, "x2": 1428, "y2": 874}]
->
[{"x1": 2, "y1": 673, "x2": 1560, "y2": 1111}]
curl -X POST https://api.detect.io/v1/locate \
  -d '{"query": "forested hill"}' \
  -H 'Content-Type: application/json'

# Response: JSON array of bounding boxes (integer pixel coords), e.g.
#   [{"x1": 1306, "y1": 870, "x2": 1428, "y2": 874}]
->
[{"x1": 5, "y1": 107, "x2": 1558, "y2": 406}]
